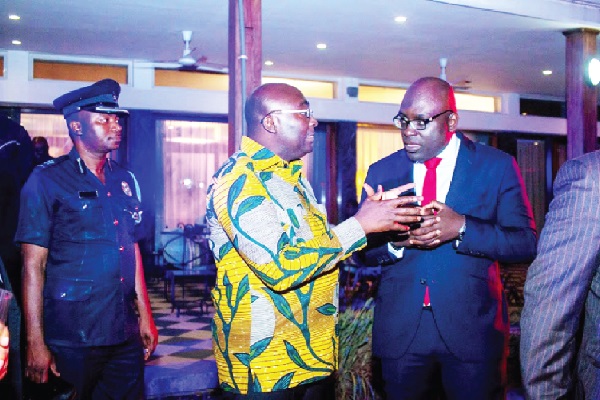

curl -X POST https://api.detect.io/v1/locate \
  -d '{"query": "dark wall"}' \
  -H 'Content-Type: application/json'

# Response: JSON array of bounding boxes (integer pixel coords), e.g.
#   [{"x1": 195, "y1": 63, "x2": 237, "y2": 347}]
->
[
  {"x1": 125, "y1": 111, "x2": 159, "y2": 274},
  {"x1": 336, "y1": 122, "x2": 358, "y2": 223}
]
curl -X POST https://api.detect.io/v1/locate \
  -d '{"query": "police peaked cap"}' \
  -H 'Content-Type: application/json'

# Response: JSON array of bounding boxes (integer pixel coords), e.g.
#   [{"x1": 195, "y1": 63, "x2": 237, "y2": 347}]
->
[{"x1": 53, "y1": 78, "x2": 129, "y2": 117}]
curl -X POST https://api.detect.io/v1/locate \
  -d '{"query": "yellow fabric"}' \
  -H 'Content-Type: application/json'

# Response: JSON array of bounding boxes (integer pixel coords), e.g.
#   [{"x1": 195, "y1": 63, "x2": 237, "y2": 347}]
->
[{"x1": 206, "y1": 137, "x2": 366, "y2": 394}]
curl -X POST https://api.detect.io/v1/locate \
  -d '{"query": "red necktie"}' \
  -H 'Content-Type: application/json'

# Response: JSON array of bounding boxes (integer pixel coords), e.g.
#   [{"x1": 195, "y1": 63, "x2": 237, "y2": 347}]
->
[{"x1": 422, "y1": 157, "x2": 441, "y2": 307}]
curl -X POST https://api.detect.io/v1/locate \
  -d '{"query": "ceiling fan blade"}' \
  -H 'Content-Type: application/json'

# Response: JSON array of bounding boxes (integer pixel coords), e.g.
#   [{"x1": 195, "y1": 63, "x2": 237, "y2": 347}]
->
[
  {"x1": 195, "y1": 64, "x2": 228, "y2": 74},
  {"x1": 452, "y1": 82, "x2": 472, "y2": 91},
  {"x1": 159, "y1": 63, "x2": 184, "y2": 69}
]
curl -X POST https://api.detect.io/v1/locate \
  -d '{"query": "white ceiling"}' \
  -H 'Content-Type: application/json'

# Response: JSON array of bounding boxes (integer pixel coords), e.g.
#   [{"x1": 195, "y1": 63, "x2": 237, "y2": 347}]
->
[{"x1": 2, "y1": 0, "x2": 600, "y2": 99}]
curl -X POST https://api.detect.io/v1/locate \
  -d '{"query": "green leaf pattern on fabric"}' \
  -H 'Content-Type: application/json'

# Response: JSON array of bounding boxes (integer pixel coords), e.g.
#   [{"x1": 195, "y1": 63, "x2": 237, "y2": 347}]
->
[
  {"x1": 207, "y1": 138, "x2": 368, "y2": 393},
  {"x1": 316, "y1": 303, "x2": 337, "y2": 316},
  {"x1": 284, "y1": 340, "x2": 312, "y2": 370},
  {"x1": 235, "y1": 196, "x2": 264, "y2": 220},
  {"x1": 272, "y1": 372, "x2": 294, "y2": 391},
  {"x1": 287, "y1": 208, "x2": 300, "y2": 228}
]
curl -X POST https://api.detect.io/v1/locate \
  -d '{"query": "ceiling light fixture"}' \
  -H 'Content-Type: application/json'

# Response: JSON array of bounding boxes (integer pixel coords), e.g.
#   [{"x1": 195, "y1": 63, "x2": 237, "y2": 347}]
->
[
  {"x1": 9, "y1": 14, "x2": 20, "y2": 20},
  {"x1": 316, "y1": 43, "x2": 327, "y2": 50},
  {"x1": 542, "y1": 70, "x2": 552, "y2": 75},
  {"x1": 12, "y1": 40, "x2": 21, "y2": 45},
  {"x1": 394, "y1": 16, "x2": 407, "y2": 23},
  {"x1": 264, "y1": 60, "x2": 274, "y2": 66},
  {"x1": 585, "y1": 57, "x2": 600, "y2": 86}
]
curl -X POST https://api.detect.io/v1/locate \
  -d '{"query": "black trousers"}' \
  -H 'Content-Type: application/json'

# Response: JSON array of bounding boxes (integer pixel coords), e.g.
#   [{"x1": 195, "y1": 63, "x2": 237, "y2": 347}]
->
[
  {"x1": 222, "y1": 374, "x2": 335, "y2": 400},
  {"x1": 380, "y1": 309, "x2": 505, "y2": 400},
  {"x1": 49, "y1": 337, "x2": 144, "y2": 400}
]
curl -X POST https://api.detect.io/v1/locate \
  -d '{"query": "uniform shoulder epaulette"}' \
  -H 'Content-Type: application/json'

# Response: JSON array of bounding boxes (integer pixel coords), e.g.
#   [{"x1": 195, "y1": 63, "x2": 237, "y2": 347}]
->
[{"x1": 37, "y1": 155, "x2": 68, "y2": 170}]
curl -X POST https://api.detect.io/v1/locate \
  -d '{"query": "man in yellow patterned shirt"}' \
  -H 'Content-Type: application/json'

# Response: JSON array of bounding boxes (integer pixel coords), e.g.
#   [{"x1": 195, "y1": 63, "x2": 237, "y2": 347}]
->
[{"x1": 207, "y1": 83, "x2": 423, "y2": 398}]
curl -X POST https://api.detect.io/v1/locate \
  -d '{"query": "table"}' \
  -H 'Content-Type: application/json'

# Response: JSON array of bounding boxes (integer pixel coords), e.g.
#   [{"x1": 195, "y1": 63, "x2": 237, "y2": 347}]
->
[{"x1": 164, "y1": 265, "x2": 216, "y2": 317}]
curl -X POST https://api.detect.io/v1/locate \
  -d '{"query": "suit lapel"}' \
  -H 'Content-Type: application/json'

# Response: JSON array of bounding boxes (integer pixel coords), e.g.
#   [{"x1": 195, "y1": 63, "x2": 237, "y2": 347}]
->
[{"x1": 445, "y1": 133, "x2": 475, "y2": 208}]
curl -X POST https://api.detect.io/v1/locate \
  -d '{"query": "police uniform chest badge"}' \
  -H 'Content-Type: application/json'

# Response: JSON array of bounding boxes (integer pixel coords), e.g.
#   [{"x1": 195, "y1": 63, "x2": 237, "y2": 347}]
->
[
  {"x1": 121, "y1": 181, "x2": 132, "y2": 196},
  {"x1": 131, "y1": 208, "x2": 143, "y2": 224}
]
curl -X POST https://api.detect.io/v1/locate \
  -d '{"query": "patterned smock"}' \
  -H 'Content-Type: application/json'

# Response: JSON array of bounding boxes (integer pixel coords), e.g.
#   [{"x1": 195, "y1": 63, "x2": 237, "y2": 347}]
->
[{"x1": 206, "y1": 137, "x2": 366, "y2": 394}]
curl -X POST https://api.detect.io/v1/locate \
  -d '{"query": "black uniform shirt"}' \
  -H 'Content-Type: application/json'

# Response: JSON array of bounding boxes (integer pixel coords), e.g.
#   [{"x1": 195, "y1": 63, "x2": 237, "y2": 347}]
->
[{"x1": 15, "y1": 148, "x2": 142, "y2": 347}]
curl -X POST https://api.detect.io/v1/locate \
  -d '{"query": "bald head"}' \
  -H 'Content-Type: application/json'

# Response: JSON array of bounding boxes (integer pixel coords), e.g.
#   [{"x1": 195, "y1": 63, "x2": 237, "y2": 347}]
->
[
  {"x1": 245, "y1": 83, "x2": 305, "y2": 137},
  {"x1": 397, "y1": 77, "x2": 459, "y2": 162},
  {"x1": 401, "y1": 77, "x2": 457, "y2": 113},
  {"x1": 244, "y1": 83, "x2": 317, "y2": 161}
]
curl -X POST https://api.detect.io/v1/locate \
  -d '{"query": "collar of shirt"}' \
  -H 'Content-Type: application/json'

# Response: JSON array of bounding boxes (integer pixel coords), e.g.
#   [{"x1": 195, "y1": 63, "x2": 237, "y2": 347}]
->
[
  {"x1": 412, "y1": 133, "x2": 461, "y2": 203},
  {"x1": 68, "y1": 147, "x2": 113, "y2": 174},
  {"x1": 240, "y1": 136, "x2": 304, "y2": 183}
]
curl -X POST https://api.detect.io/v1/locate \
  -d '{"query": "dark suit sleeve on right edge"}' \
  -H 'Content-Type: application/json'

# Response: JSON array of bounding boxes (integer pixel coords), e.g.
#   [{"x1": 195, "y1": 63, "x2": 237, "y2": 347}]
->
[{"x1": 520, "y1": 156, "x2": 600, "y2": 399}]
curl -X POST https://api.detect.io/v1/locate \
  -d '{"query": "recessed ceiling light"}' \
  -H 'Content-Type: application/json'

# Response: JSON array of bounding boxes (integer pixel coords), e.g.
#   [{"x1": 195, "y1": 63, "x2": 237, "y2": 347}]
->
[
  {"x1": 394, "y1": 16, "x2": 407, "y2": 23},
  {"x1": 316, "y1": 43, "x2": 327, "y2": 50},
  {"x1": 264, "y1": 60, "x2": 274, "y2": 66},
  {"x1": 12, "y1": 40, "x2": 21, "y2": 45},
  {"x1": 9, "y1": 14, "x2": 20, "y2": 20},
  {"x1": 542, "y1": 70, "x2": 552, "y2": 75}
]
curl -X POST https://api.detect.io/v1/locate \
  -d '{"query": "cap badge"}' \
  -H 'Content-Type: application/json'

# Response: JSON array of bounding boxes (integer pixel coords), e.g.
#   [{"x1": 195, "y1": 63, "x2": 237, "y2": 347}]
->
[{"x1": 122, "y1": 181, "x2": 132, "y2": 197}]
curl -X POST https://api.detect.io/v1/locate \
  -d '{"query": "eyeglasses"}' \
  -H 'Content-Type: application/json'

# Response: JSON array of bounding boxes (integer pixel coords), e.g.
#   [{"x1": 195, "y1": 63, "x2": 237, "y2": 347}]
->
[
  {"x1": 260, "y1": 109, "x2": 313, "y2": 125},
  {"x1": 393, "y1": 110, "x2": 453, "y2": 130}
]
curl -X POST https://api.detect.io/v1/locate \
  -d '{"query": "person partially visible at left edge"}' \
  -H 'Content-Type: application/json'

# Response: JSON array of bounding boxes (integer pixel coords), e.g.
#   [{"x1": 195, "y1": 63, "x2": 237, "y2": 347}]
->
[
  {"x1": 15, "y1": 79, "x2": 158, "y2": 399},
  {"x1": 0, "y1": 322, "x2": 8, "y2": 380},
  {"x1": 207, "y1": 83, "x2": 424, "y2": 399}
]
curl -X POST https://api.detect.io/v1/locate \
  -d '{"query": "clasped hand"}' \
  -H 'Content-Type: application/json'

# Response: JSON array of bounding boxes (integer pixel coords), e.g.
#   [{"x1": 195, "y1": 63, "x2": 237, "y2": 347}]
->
[
  {"x1": 395, "y1": 200, "x2": 465, "y2": 249},
  {"x1": 354, "y1": 183, "x2": 426, "y2": 235}
]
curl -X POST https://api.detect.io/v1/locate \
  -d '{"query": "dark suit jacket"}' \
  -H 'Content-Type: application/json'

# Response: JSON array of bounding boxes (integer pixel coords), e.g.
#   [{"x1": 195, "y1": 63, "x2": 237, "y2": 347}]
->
[
  {"x1": 362, "y1": 133, "x2": 536, "y2": 362},
  {"x1": 520, "y1": 150, "x2": 600, "y2": 400}
]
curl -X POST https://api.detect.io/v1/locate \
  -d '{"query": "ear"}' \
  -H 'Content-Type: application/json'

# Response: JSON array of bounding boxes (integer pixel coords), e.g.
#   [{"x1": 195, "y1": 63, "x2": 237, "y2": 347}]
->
[
  {"x1": 262, "y1": 114, "x2": 277, "y2": 134},
  {"x1": 69, "y1": 121, "x2": 82, "y2": 135},
  {"x1": 447, "y1": 112, "x2": 458, "y2": 132}
]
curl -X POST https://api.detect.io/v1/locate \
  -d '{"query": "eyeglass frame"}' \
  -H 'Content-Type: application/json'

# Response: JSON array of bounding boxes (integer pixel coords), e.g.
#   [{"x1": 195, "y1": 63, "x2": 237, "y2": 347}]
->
[
  {"x1": 260, "y1": 108, "x2": 313, "y2": 124},
  {"x1": 392, "y1": 109, "x2": 453, "y2": 130}
]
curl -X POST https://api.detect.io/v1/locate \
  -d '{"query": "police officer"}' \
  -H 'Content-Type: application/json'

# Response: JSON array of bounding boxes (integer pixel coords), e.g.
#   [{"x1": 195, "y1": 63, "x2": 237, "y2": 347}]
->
[{"x1": 15, "y1": 79, "x2": 158, "y2": 399}]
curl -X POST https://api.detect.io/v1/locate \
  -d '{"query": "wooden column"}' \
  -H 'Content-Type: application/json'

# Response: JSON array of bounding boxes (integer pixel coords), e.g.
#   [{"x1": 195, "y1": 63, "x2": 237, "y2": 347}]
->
[
  {"x1": 563, "y1": 28, "x2": 599, "y2": 159},
  {"x1": 228, "y1": 0, "x2": 262, "y2": 155}
]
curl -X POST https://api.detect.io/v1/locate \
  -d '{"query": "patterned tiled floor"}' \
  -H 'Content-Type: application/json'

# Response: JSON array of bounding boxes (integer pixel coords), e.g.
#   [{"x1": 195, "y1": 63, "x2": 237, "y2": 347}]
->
[
  {"x1": 143, "y1": 264, "x2": 529, "y2": 399},
  {"x1": 144, "y1": 276, "x2": 221, "y2": 399}
]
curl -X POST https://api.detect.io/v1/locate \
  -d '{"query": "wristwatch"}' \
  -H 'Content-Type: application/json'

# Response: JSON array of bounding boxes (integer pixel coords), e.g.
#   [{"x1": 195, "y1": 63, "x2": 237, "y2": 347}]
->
[
  {"x1": 457, "y1": 219, "x2": 466, "y2": 241},
  {"x1": 389, "y1": 241, "x2": 403, "y2": 251},
  {"x1": 454, "y1": 218, "x2": 466, "y2": 249}
]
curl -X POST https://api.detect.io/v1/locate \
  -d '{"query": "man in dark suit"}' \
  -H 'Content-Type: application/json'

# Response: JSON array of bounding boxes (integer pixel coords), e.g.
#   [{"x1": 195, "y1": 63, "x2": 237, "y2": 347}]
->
[
  {"x1": 520, "y1": 150, "x2": 600, "y2": 399},
  {"x1": 361, "y1": 77, "x2": 537, "y2": 399}
]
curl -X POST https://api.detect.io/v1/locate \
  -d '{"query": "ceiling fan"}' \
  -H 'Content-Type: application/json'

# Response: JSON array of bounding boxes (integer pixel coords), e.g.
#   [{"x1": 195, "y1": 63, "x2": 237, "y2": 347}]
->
[
  {"x1": 141, "y1": 30, "x2": 227, "y2": 73},
  {"x1": 439, "y1": 57, "x2": 471, "y2": 91}
]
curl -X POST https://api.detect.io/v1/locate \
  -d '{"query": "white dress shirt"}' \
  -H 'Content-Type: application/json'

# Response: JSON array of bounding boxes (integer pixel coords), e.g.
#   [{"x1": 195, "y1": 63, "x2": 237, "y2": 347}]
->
[{"x1": 388, "y1": 133, "x2": 461, "y2": 257}]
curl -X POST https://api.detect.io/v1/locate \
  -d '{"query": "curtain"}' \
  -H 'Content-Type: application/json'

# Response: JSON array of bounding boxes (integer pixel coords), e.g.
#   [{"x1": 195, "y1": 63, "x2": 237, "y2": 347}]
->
[
  {"x1": 355, "y1": 124, "x2": 404, "y2": 200},
  {"x1": 159, "y1": 120, "x2": 229, "y2": 230},
  {"x1": 517, "y1": 139, "x2": 546, "y2": 233}
]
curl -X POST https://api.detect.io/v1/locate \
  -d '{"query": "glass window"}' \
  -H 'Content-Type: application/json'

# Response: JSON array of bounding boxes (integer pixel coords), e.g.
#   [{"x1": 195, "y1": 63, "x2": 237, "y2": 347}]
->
[
  {"x1": 33, "y1": 60, "x2": 128, "y2": 83},
  {"x1": 355, "y1": 124, "x2": 404, "y2": 201},
  {"x1": 358, "y1": 85, "x2": 497, "y2": 112},
  {"x1": 159, "y1": 120, "x2": 229, "y2": 230},
  {"x1": 19, "y1": 113, "x2": 72, "y2": 157}
]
